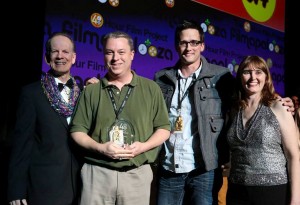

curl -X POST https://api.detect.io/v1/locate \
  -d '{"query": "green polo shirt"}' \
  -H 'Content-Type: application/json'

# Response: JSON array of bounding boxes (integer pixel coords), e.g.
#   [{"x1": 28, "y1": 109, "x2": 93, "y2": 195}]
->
[{"x1": 70, "y1": 71, "x2": 170, "y2": 168}]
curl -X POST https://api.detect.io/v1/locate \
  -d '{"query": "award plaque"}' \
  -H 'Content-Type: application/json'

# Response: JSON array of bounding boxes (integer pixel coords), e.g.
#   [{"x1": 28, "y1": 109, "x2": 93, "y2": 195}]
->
[{"x1": 108, "y1": 119, "x2": 135, "y2": 147}]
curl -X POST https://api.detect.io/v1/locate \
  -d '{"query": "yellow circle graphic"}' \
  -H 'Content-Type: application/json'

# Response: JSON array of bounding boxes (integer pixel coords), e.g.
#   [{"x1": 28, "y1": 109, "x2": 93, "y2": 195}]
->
[
  {"x1": 242, "y1": 0, "x2": 276, "y2": 22},
  {"x1": 148, "y1": 46, "x2": 157, "y2": 57},
  {"x1": 208, "y1": 25, "x2": 215, "y2": 35}
]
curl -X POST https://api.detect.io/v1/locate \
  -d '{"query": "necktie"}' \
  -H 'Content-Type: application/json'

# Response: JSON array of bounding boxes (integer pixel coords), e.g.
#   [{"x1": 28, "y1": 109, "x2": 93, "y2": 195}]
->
[{"x1": 58, "y1": 79, "x2": 74, "y2": 92}]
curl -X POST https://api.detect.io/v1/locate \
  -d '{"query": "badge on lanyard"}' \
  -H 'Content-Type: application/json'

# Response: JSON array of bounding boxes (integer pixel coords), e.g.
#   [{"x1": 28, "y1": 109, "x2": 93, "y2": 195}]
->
[
  {"x1": 175, "y1": 115, "x2": 183, "y2": 131},
  {"x1": 107, "y1": 87, "x2": 134, "y2": 147}
]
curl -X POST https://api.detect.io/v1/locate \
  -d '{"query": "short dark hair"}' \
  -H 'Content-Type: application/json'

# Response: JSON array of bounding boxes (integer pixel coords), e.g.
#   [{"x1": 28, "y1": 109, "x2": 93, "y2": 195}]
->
[{"x1": 175, "y1": 20, "x2": 204, "y2": 47}]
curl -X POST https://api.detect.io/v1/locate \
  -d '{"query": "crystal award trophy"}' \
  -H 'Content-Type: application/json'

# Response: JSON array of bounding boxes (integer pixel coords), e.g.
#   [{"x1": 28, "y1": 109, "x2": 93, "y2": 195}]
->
[{"x1": 108, "y1": 119, "x2": 135, "y2": 147}]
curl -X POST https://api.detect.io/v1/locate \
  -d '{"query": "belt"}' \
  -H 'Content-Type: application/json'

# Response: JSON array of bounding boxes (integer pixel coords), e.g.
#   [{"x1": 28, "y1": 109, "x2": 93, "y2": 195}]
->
[
  {"x1": 101, "y1": 163, "x2": 142, "y2": 172},
  {"x1": 159, "y1": 165, "x2": 208, "y2": 177}
]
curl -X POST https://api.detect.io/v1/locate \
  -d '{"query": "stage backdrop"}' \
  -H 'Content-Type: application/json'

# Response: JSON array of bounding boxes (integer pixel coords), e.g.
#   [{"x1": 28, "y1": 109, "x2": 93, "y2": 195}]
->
[{"x1": 43, "y1": 0, "x2": 285, "y2": 95}]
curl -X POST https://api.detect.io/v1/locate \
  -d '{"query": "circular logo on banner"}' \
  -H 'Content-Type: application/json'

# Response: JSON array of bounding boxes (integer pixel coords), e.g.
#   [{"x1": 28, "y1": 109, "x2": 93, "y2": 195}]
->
[
  {"x1": 138, "y1": 44, "x2": 147, "y2": 55},
  {"x1": 242, "y1": 0, "x2": 276, "y2": 22},
  {"x1": 165, "y1": 0, "x2": 175, "y2": 8},
  {"x1": 148, "y1": 46, "x2": 157, "y2": 57},
  {"x1": 90, "y1": 13, "x2": 104, "y2": 28},
  {"x1": 243, "y1": 21, "x2": 251, "y2": 32},
  {"x1": 207, "y1": 25, "x2": 215, "y2": 35},
  {"x1": 109, "y1": 0, "x2": 119, "y2": 7}
]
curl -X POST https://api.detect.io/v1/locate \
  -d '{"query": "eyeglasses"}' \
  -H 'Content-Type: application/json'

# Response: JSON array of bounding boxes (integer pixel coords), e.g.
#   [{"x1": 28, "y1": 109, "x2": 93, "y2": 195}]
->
[{"x1": 178, "y1": 40, "x2": 202, "y2": 47}]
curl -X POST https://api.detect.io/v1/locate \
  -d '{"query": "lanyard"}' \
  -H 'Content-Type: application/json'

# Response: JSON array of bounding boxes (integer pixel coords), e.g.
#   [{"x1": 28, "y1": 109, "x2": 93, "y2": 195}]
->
[
  {"x1": 107, "y1": 86, "x2": 133, "y2": 119},
  {"x1": 177, "y1": 74, "x2": 196, "y2": 114}
]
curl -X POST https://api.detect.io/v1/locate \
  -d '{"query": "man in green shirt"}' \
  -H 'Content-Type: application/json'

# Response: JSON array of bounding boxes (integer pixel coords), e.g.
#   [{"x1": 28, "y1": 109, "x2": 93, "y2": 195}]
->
[{"x1": 70, "y1": 31, "x2": 170, "y2": 205}]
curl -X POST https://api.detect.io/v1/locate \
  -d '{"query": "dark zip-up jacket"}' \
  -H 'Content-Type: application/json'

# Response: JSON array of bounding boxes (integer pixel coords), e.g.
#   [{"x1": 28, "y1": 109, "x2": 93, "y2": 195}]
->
[{"x1": 154, "y1": 56, "x2": 235, "y2": 171}]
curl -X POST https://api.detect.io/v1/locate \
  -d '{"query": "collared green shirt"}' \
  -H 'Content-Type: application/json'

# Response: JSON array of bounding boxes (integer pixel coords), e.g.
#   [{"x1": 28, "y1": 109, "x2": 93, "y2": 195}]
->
[{"x1": 70, "y1": 71, "x2": 170, "y2": 168}]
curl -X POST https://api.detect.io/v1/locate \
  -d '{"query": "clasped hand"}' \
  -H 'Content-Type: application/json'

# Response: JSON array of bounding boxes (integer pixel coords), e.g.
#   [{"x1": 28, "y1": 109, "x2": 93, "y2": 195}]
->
[{"x1": 102, "y1": 141, "x2": 145, "y2": 160}]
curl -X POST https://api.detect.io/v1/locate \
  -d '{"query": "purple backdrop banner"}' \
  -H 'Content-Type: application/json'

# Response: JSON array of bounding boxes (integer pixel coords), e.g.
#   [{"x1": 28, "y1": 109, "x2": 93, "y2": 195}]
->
[{"x1": 43, "y1": 0, "x2": 285, "y2": 95}]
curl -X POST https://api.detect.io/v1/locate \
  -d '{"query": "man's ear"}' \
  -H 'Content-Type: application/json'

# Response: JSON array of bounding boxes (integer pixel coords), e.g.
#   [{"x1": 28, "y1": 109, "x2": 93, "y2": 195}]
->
[{"x1": 200, "y1": 42, "x2": 205, "y2": 52}]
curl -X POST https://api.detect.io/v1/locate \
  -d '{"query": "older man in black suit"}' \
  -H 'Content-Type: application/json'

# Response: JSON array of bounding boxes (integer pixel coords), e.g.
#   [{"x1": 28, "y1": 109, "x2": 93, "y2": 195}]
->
[{"x1": 7, "y1": 32, "x2": 82, "y2": 205}]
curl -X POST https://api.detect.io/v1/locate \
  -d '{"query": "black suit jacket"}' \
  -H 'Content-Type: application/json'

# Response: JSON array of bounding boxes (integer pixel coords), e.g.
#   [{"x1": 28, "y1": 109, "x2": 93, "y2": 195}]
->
[{"x1": 7, "y1": 81, "x2": 81, "y2": 205}]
